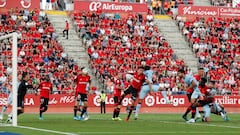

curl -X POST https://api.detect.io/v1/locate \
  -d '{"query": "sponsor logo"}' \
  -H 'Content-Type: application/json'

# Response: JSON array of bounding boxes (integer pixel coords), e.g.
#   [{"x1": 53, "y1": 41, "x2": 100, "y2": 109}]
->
[
  {"x1": 182, "y1": 6, "x2": 217, "y2": 16},
  {"x1": 89, "y1": 2, "x2": 133, "y2": 12},
  {"x1": 93, "y1": 96, "x2": 132, "y2": 106},
  {"x1": 145, "y1": 95, "x2": 185, "y2": 107},
  {"x1": 0, "y1": 0, "x2": 6, "y2": 8},
  {"x1": 20, "y1": 0, "x2": 31, "y2": 8}
]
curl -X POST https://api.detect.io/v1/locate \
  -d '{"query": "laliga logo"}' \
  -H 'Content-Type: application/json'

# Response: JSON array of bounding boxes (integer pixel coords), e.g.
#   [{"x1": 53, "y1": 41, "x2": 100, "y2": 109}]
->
[
  {"x1": 0, "y1": 0, "x2": 6, "y2": 8},
  {"x1": 21, "y1": 0, "x2": 31, "y2": 9},
  {"x1": 145, "y1": 95, "x2": 155, "y2": 106},
  {"x1": 89, "y1": 2, "x2": 102, "y2": 11}
]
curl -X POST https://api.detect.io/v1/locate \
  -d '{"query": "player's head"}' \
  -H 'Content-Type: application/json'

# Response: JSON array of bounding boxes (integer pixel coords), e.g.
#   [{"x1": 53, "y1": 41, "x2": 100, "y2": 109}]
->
[
  {"x1": 144, "y1": 65, "x2": 151, "y2": 71},
  {"x1": 82, "y1": 68, "x2": 88, "y2": 75},
  {"x1": 198, "y1": 67, "x2": 204, "y2": 77},
  {"x1": 22, "y1": 72, "x2": 29, "y2": 81},
  {"x1": 177, "y1": 69, "x2": 185, "y2": 79},
  {"x1": 208, "y1": 80, "x2": 216, "y2": 89},
  {"x1": 43, "y1": 75, "x2": 50, "y2": 82},
  {"x1": 137, "y1": 66, "x2": 145, "y2": 74},
  {"x1": 199, "y1": 77, "x2": 207, "y2": 87}
]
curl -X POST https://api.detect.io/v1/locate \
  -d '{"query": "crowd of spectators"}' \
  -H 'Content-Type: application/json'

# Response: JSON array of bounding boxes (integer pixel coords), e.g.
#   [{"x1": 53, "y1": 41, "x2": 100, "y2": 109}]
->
[
  {"x1": 176, "y1": 16, "x2": 240, "y2": 95},
  {"x1": 72, "y1": 10, "x2": 190, "y2": 95},
  {"x1": 0, "y1": 8, "x2": 79, "y2": 95}
]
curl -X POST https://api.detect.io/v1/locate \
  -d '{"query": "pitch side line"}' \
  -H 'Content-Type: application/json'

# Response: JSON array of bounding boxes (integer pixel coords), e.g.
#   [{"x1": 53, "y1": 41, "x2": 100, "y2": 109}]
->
[
  {"x1": 76, "y1": 131, "x2": 240, "y2": 134},
  {"x1": 16, "y1": 125, "x2": 78, "y2": 135}
]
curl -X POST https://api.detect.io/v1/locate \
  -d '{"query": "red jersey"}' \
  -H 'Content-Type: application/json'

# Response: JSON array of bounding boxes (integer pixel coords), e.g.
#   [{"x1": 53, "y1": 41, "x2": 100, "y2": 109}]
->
[
  {"x1": 114, "y1": 79, "x2": 122, "y2": 98},
  {"x1": 39, "y1": 82, "x2": 52, "y2": 98},
  {"x1": 75, "y1": 75, "x2": 91, "y2": 94},
  {"x1": 131, "y1": 73, "x2": 145, "y2": 91}
]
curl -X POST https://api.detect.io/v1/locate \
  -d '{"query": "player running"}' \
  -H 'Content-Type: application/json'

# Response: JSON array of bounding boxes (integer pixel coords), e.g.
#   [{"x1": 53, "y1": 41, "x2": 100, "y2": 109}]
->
[
  {"x1": 38, "y1": 75, "x2": 53, "y2": 120},
  {"x1": 112, "y1": 73, "x2": 124, "y2": 121}
]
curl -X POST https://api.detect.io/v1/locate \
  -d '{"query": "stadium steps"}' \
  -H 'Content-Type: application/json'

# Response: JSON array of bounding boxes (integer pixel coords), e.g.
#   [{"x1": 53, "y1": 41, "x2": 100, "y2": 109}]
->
[
  {"x1": 46, "y1": 14, "x2": 101, "y2": 89},
  {"x1": 193, "y1": 0, "x2": 211, "y2": 6},
  {"x1": 155, "y1": 19, "x2": 198, "y2": 73}
]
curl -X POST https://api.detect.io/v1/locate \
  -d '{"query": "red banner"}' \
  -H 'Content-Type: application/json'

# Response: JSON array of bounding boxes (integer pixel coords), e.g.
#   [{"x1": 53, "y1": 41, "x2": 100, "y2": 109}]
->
[
  {"x1": 178, "y1": 5, "x2": 240, "y2": 20},
  {"x1": 74, "y1": 0, "x2": 148, "y2": 13},
  {"x1": 1, "y1": 94, "x2": 240, "y2": 107},
  {"x1": 0, "y1": 0, "x2": 40, "y2": 9}
]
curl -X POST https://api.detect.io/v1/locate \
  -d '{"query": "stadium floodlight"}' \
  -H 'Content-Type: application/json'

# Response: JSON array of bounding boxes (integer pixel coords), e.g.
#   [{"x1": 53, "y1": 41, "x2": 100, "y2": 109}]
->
[{"x1": 0, "y1": 32, "x2": 18, "y2": 126}]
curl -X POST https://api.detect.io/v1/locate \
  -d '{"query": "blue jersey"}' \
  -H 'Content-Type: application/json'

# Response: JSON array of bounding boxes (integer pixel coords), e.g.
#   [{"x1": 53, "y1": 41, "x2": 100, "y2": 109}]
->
[
  {"x1": 143, "y1": 70, "x2": 153, "y2": 85},
  {"x1": 184, "y1": 74, "x2": 200, "y2": 92}
]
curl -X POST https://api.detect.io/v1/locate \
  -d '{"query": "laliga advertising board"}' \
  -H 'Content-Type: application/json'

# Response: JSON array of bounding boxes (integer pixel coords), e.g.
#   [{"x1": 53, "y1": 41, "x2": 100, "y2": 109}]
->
[
  {"x1": 0, "y1": 0, "x2": 40, "y2": 9},
  {"x1": 74, "y1": 0, "x2": 148, "y2": 13},
  {"x1": 1, "y1": 94, "x2": 240, "y2": 107}
]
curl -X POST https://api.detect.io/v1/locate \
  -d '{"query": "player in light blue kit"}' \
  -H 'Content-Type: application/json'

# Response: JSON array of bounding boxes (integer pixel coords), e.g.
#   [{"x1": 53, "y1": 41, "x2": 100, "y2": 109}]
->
[
  {"x1": 134, "y1": 66, "x2": 170, "y2": 120},
  {"x1": 0, "y1": 91, "x2": 12, "y2": 120},
  {"x1": 178, "y1": 69, "x2": 201, "y2": 123}
]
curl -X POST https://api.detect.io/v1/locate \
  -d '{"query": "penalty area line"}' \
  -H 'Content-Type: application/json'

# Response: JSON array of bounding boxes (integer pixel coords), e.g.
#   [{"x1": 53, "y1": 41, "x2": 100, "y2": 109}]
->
[{"x1": 16, "y1": 125, "x2": 78, "y2": 135}]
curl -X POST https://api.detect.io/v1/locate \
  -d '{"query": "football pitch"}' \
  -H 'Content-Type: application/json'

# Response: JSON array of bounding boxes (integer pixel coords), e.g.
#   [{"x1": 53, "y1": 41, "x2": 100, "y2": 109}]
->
[{"x1": 1, "y1": 113, "x2": 240, "y2": 135}]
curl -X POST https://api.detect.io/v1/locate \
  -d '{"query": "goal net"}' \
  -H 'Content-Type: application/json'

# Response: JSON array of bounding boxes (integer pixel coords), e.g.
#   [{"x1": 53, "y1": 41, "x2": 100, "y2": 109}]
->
[{"x1": 0, "y1": 33, "x2": 18, "y2": 126}]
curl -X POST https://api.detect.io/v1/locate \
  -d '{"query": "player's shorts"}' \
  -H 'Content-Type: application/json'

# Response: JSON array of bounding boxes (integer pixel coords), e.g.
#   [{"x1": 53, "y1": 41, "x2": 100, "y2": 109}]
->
[
  {"x1": 191, "y1": 90, "x2": 201, "y2": 99},
  {"x1": 203, "y1": 104, "x2": 211, "y2": 118},
  {"x1": 139, "y1": 84, "x2": 160, "y2": 99},
  {"x1": 113, "y1": 96, "x2": 120, "y2": 104},
  {"x1": 77, "y1": 93, "x2": 88, "y2": 102},
  {"x1": 7, "y1": 92, "x2": 13, "y2": 105},
  {"x1": 17, "y1": 96, "x2": 24, "y2": 108},
  {"x1": 124, "y1": 85, "x2": 138, "y2": 101},
  {"x1": 40, "y1": 97, "x2": 49, "y2": 107}
]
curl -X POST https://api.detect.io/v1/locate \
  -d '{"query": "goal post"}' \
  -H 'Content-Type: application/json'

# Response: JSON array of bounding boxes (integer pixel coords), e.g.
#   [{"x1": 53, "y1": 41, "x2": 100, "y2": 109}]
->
[{"x1": 0, "y1": 32, "x2": 18, "y2": 126}]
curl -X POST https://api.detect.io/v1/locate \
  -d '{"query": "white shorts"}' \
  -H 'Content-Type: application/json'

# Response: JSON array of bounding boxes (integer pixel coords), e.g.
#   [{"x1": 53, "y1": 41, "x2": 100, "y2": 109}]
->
[
  {"x1": 191, "y1": 90, "x2": 201, "y2": 99},
  {"x1": 139, "y1": 84, "x2": 159, "y2": 99},
  {"x1": 7, "y1": 92, "x2": 13, "y2": 105},
  {"x1": 203, "y1": 104, "x2": 211, "y2": 118}
]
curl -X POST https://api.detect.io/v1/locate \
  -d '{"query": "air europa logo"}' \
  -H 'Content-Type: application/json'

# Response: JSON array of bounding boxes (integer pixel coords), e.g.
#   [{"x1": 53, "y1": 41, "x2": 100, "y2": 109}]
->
[
  {"x1": 21, "y1": 0, "x2": 31, "y2": 8},
  {"x1": 0, "y1": 0, "x2": 6, "y2": 8},
  {"x1": 89, "y1": 2, "x2": 133, "y2": 12}
]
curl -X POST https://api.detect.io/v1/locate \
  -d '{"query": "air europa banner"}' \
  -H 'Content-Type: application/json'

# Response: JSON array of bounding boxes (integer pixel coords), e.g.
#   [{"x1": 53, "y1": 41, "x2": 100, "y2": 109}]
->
[
  {"x1": 0, "y1": 0, "x2": 40, "y2": 9},
  {"x1": 1, "y1": 94, "x2": 240, "y2": 107},
  {"x1": 74, "y1": 0, "x2": 148, "y2": 13},
  {"x1": 178, "y1": 5, "x2": 240, "y2": 19}
]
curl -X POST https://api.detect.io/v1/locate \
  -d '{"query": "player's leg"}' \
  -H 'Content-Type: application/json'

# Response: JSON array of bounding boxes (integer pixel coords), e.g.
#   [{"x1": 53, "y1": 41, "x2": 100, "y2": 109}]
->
[
  {"x1": 1, "y1": 93, "x2": 13, "y2": 120},
  {"x1": 213, "y1": 103, "x2": 229, "y2": 121},
  {"x1": 112, "y1": 96, "x2": 118, "y2": 120},
  {"x1": 39, "y1": 98, "x2": 49, "y2": 120},
  {"x1": 135, "y1": 85, "x2": 149, "y2": 120},
  {"x1": 182, "y1": 92, "x2": 192, "y2": 121},
  {"x1": 202, "y1": 105, "x2": 211, "y2": 122},
  {"x1": 126, "y1": 88, "x2": 138, "y2": 122},
  {"x1": 73, "y1": 92, "x2": 80, "y2": 120},
  {"x1": 79, "y1": 94, "x2": 88, "y2": 120},
  {"x1": 118, "y1": 86, "x2": 131, "y2": 105},
  {"x1": 186, "y1": 91, "x2": 200, "y2": 123}
]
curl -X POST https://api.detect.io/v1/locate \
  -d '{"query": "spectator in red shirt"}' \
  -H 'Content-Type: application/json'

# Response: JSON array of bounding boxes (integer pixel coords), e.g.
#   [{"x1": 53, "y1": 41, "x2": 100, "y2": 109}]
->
[{"x1": 63, "y1": 20, "x2": 69, "y2": 39}]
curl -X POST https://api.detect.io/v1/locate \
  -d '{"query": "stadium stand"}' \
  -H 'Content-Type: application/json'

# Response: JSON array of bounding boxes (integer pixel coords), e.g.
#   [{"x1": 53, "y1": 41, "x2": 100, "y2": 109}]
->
[
  {"x1": 0, "y1": 8, "x2": 78, "y2": 94},
  {"x1": 176, "y1": 16, "x2": 240, "y2": 95},
  {"x1": 71, "y1": 10, "x2": 188, "y2": 94}
]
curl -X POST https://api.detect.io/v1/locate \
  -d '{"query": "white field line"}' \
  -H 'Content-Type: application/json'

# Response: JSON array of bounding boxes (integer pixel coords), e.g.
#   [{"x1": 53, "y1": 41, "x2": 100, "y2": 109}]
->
[{"x1": 16, "y1": 125, "x2": 78, "y2": 135}]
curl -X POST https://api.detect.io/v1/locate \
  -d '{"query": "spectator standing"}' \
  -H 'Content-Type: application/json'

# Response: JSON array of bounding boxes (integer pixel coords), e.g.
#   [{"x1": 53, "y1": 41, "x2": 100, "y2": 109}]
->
[{"x1": 63, "y1": 20, "x2": 69, "y2": 39}]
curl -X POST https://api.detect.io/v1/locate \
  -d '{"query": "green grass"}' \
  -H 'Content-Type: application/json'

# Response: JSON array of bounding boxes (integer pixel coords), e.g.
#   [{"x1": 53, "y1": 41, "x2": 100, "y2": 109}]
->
[{"x1": 1, "y1": 113, "x2": 240, "y2": 135}]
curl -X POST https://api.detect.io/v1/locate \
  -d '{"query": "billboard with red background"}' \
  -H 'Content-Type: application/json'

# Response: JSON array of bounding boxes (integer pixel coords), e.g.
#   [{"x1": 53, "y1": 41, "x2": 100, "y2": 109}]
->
[
  {"x1": 0, "y1": 0, "x2": 40, "y2": 10},
  {"x1": 74, "y1": 0, "x2": 148, "y2": 13},
  {"x1": 1, "y1": 94, "x2": 240, "y2": 107}
]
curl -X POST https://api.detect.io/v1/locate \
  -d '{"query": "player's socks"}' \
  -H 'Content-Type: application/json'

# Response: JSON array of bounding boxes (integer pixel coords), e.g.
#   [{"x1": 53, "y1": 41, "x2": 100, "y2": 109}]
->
[
  {"x1": 161, "y1": 91, "x2": 170, "y2": 103},
  {"x1": 1, "y1": 105, "x2": 7, "y2": 116},
  {"x1": 126, "y1": 106, "x2": 134, "y2": 121},
  {"x1": 135, "y1": 103, "x2": 141, "y2": 119},
  {"x1": 183, "y1": 106, "x2": 192, "y2": 117},
  {"x1": 116, "y1": 108, "x2": 120, "y2": 118},
  {"x1": 113, "y1": 108, "x2": 117, "y2": 118},
  {"x1": 74, "y1": 106, "x2": 78, "y2": 117},
  {"x1": 17, "y1": 110, "x2": 23, "y2": 115},
  {"x1": 80, "y1": 107, "x2": 87, "y2": 117},
  {"x1": 191, "y1": 105, "x2": 196, "y2": 119}
]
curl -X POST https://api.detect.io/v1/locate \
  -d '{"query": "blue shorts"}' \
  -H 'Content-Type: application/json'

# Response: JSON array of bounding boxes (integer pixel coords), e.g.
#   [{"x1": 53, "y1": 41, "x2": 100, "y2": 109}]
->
[
  {"x1": 139, "y1": 84, "x2": 159, "y2": 99},
  {"x1": 203, "y1": 104, "x2": 211, "y2": 118},
  {"x1": 191, "y1": 90, "x2": 201, "y2": 99}
]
